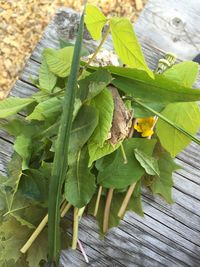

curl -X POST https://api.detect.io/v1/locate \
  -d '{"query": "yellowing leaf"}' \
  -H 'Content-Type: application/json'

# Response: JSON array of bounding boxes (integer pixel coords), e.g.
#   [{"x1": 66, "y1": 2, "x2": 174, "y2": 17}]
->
[
  {"x1": 85, "y1": 4, "x2": 107, "y2": 40},
  {"x1": 156, "y1": 102, "x2": 200, "y2": 157},
  {"x1": 110, "y1": 18, "x2": 153, "y2": 78},
  {"x1": 43, "y1": 47, "x2": 74, "y2": 77}
]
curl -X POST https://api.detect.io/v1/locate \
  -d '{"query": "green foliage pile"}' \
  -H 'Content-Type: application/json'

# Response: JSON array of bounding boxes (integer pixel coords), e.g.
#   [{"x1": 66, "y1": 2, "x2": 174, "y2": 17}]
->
[{"x1": 0, "y1": 4, "x2": 200, "y2": 266}]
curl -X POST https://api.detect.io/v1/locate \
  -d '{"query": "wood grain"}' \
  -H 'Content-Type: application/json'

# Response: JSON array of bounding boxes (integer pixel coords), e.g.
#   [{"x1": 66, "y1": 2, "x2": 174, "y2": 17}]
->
[{"x1": 1, "y1": 3, "x2": 200, "y2": 266}]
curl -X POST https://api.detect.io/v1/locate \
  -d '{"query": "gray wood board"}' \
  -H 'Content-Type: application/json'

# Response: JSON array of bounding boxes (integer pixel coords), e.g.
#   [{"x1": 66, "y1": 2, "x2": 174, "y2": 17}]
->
[{"x1": 0, "y1": 2, "x2": 200, "y2": 267}]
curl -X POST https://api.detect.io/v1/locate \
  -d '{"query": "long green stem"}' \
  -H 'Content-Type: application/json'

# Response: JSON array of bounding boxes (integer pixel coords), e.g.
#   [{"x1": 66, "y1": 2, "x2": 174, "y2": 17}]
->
[
  {"x1": 48, "y1": 9, "x2": 85, "y2": 265},
  {"x1": 132, "y1": 98, "x2": 200, "y2": 145},
  {"x1": 82, "y1": 25, "x2": 110, "y2": 72},
  {"x1": 72, "y1": 207, "x2": 85, "y2": 250}
]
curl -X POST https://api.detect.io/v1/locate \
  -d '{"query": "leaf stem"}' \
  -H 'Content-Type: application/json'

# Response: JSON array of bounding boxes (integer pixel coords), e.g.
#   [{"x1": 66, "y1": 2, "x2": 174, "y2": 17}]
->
[
  {"x1": 120, "y1": 143, "x2": 128, "y2": 164},
  {"x1": 93, "y1": 185, "x2": 103, "y2": 217},
  {"x1": 20, "y1": 214, "x2": 48, "y2": 254},
  {"x1": 72, "y1": 207, "x2": 79, "y2": 250},
  {"x1": 20, "y1": 200, "x2": 68, "y2": 254},
  {"x1": 82, "y1": 25, "x2": 110, "y2": 73},
  {"x1": 72, "y1": 207, "x2": 85, "y2": 250},
  {"x1": 103, "y1": 188, "x2": 114, "y2": 234},
  {"x1": 61, "y1": 203, "x2": 72, "y2": 218},
  {"x1": 117, "y1": 183, "x2": 136, "y2": 218}
]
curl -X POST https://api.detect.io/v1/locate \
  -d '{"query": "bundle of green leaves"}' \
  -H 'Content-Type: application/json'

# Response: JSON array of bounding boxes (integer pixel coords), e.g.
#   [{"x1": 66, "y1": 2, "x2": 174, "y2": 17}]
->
[{"x1": 0, "y1": 4, "x2": 200, "y2": 267}]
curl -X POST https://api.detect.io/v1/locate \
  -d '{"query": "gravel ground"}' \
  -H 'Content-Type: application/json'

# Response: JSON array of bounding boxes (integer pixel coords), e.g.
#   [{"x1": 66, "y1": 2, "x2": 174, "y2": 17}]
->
[{"x1": 0, "y1": 0, "x2": 147, "y2": 98}]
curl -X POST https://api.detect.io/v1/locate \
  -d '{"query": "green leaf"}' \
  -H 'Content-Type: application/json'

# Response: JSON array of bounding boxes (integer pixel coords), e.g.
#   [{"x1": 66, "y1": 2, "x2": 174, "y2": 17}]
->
[
  {"x1": 149, "y1": 144, "x2": 180, "y2": 203},
  {"x1": 27, "y1": 97, "x2": 63, "y2": 121},
  {"x1": 110, "y1": 18, "x2": 153, "y2": 78},
  {"x1": 89, "y1": 88, "x2": 114, "y2": 146},
  {"x1": 77, "y1": 69, "x2": 113, "y2": 102},
  {"x1": 20, "y1": 168, "x2": 49, "y2": 203},
  {"x1": 132, "y1": 102, "x2": 165, "y2": 118},
  {"x1": 164, "y1": 61, "x2": 199, "y2": 87},
  {"x1": 69, "y1": 105, "x2": 99, "y2": 160},
  {"x1": 43, "y1": 46, "x2": 74, "y2": 77},
  {"x1": 104, "y1": 66, "x2": 200, "y2": 103},
  {"x1": 88, "y1": 140, "x2": 121, "y2": 167},
  {"x1": 3, "y1": 153, "x2": 23, "y2": 212},
  {"x1": 27, "y1": 229, "x2": 48, "y2": 267},
  {"x1": 98, "y1": 138, "x2": 156, "y2": 189},
  {"x1": 14, "y1": 135, "x2": 32, "y2": 170},
  {"x1": 0, "y1": 217, "x2": 31, "y2": 263},
  {"x1": 126, "y1": 180, "x2": 144, "y2": 216},
  {"x1": 85, "y1": 4, "x2": 107, "y2": 40},
  {"x1": 65, "y1": 146, "x2": 96, "y2": 208},
  {"x1": 134, "y1": 148, "x2": 160, "y2": 176},
  {"x1": 156, "y1": 102, "x2": 200, "y2": 157},
  {"x1": 39, "y1": 58, "x2": 57, "y2": 92},
  {"x1": 0, "y1": 97, "x2": 34, "y2": 118}
]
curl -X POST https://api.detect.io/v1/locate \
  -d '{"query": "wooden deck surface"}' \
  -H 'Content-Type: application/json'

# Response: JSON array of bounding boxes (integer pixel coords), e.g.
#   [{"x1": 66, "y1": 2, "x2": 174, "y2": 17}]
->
[{"x1": 0, "y1": 1, "x2": 200, "y2": 266}]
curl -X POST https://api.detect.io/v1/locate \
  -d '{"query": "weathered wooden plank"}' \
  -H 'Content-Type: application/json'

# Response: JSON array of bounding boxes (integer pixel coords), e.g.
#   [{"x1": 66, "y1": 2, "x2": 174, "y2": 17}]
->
[
  {"x1": 1, "y1": 3, "x2": 200, "y2": 266},
  {"x1": 135, "y1": 0, "x2": 200, "y2": 60}
]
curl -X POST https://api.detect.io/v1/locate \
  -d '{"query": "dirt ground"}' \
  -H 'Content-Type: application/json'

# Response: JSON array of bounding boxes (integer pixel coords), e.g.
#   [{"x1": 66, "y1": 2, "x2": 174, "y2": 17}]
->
[{"x1": 0, "y1": 0, "x2": 147, "y2": 99}]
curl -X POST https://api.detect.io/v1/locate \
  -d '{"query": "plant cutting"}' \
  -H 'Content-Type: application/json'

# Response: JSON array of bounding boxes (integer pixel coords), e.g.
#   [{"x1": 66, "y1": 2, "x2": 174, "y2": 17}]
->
[{"x1": 0, "y1": 3, "x2": 200, "y2": 266}]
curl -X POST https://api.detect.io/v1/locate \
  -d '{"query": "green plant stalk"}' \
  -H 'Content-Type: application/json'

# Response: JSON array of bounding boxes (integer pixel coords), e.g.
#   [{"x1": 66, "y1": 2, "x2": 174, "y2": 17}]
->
[
  {"x1": 132, "y1": 98, "x2": 200, "y2": 145},
  {"x1": 81, "y1": 24, "x2": 110, "y2": 73},
  {"x1": 48, "y1": 9, "x2": 85, "y2": 265},
  {"x1": 72, "y1": 207, "x2": 85, "y2": 249}
]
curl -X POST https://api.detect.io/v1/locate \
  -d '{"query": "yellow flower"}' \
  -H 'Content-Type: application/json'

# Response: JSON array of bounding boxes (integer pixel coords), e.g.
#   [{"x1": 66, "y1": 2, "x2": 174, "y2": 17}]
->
[{"x1": 134, "y1": 117, "x2": 156, "y2": 137}]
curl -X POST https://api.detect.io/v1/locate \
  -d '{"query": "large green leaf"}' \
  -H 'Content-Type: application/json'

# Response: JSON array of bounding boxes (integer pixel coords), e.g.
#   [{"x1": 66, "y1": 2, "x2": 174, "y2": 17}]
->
[
  {"x1": 134, "y1": 148, "x2": 160, "y2": 176},
  {"x1": 164, "y1": 61, "x2": 199, "y2": 87},
  {"x1": 93, "y1": 65, "x2": 200, "y2": 104},
  {"x1": 39, "y1": 58, "x2": 57, "y2": 92},
  {"x1": 97, "y1": 138, "x2": 156, "y2": 189},
  {"x1": 0, "y1": 97, "x2": 34, "y2": 118},
  {"x1": 43, "y1": 46, "x2": 74, "y2": 77},
  {"x1": 110, "y1": 18, "x2": 153, "y2": 78},
  {"x1": 85, "y1": 4, "x2": 107, "y2": 40},
  {"x1": 156, "y1": 102, "x2": 200, "y2": 157},
  {"x1": 88, "y1": 140, "x2": 121, "y2": 167},
  {"x1": 89, "y1": 88, "x2": 114, "y2": 146},
  {"x1": 65, "y1": 146, "x2": 96, "y2": 208}
]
